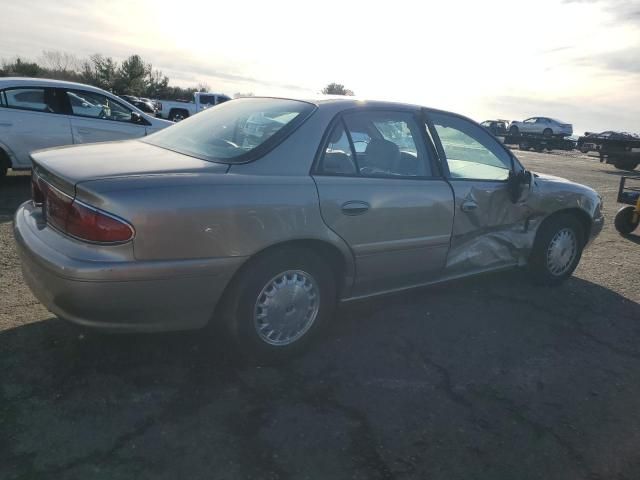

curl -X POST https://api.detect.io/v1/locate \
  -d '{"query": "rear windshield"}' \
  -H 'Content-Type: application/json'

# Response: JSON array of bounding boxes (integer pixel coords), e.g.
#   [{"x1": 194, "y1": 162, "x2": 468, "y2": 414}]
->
[{"x1": 144, "y1": 98, "x2": 315, "y2": 163}]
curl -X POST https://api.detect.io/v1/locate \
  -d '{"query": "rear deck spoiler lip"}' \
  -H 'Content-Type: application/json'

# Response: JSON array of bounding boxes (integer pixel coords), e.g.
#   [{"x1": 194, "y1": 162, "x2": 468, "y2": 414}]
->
[{"x1": 31, "y1": 157, "x2": 76, "y2": 198}]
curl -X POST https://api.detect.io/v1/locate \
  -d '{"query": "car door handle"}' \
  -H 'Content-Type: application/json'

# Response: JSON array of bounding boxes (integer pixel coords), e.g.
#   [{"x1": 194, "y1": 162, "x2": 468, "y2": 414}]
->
[
  {"x1": 77, "y1": 128, "x2": 91, "y2": 134},
  {"x1": 0, "y1": 122, "x2": 12, "y2": 127},
  {"x1": 461, "y1": 200, "x2": 479, "y2": 212},
  {"x1": 341, "y1": 201, "x2": 370, "y2": 216}
]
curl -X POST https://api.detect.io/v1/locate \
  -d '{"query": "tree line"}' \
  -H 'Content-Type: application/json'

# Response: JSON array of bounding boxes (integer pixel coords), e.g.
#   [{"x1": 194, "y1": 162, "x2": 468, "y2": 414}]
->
[
  {"x1": 0, "y1": 51, "x2": 212, "y2": 101},
  {"x1": 0, "y1": 50, "x2": 355, "y2": 100}
]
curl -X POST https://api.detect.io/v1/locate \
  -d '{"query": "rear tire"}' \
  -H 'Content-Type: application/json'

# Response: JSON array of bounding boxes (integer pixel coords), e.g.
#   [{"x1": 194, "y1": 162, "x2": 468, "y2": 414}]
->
[
  {"x1": 614, "y1": 206, "x2": 639, "y2": 235},
  {"x1": 543, "y1": 128, "x2": 553, "y2": 137},
  {"x1": 219, "y1": 247, "x2": 336, "y2": 363},
  {"x1": 0, "y1": 150, "x2": 9, "y2": 179},
  {"x1": 528, "y1": 214, "x2": 584, "y2": 286},
  {"x1": 510, "y1": 126, "x2": 519, "y2": 136}
]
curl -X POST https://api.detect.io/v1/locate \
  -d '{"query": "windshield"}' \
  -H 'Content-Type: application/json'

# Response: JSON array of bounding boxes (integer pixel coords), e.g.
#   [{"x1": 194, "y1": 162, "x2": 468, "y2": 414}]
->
[{"x1": 144, "y1": 98, "x2": 315, "y2": 163}]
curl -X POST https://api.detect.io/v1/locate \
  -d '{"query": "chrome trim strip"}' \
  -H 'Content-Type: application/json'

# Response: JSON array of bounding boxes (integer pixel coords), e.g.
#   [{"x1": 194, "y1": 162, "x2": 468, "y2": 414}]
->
[{"x1": 340, "y1": 263, "x2": 518, "y2": 303}]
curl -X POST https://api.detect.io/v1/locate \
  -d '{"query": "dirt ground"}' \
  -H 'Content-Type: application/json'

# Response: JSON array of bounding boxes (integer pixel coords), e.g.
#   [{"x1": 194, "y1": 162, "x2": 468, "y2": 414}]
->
[{"x1": 1, "y1": 150, "x2": 639, "y2": 480}]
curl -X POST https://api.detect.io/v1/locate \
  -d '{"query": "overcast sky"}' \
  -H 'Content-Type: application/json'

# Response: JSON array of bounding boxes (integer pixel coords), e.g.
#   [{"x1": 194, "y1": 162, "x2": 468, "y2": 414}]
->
[{"x1": 1, "y1": 0, "x2": 639, "y2": 134}]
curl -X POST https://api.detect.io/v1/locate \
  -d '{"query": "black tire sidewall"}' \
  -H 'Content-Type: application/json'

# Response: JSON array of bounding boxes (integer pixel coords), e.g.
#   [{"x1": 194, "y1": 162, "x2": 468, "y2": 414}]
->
[
  {"x1": 614, "y1": 206, "x2": 639, "y2": 235},
  {"x1": 613, "y1": 161, "x2": 638, "y2": 171},
  {"x1": 227, "y1": 248, "x2": 336, "y2": 362},
  {"x1": 529, "y1": 215, "x2": 584, "y2": 285}
]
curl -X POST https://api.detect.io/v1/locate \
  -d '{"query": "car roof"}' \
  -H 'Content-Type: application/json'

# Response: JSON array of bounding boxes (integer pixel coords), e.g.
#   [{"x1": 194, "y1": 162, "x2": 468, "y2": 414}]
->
[
  {"x1": 0, "y1": 77, "x2": 117, "y2": 96},
  {"x1": 243, "y1": 95, "x2": 443, "y2": 116}
]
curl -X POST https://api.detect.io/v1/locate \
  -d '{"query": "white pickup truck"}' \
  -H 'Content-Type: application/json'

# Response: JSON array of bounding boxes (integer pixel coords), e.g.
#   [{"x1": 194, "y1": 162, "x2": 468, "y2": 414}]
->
[{"x1": 157, "y1": 92, "x2": 231, "y2": 121}]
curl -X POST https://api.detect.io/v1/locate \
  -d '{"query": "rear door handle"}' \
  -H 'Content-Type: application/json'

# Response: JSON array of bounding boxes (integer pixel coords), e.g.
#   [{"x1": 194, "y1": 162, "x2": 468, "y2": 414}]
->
[
  {"x1": 341, "y1": 201, "x2": 370, "y2": 216},
  {"x1": 461, "y1": 200, "x2": 478, "y2": 212}
]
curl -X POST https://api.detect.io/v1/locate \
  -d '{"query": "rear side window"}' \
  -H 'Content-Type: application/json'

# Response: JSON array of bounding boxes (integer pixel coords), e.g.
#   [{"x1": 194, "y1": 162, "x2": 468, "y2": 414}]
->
[
  {"x1": 318, "y1": 110, "x2": 431, "y2": 178},
  {"x1": 144, "y1": 98, "x2": 315, "y2": 163},
  {"x1": 3, "y1": 87, "x2": 57, "y2": 113},
  {"x1": 199, "y1": 95, "x2": 216, "y2": 105},
  {"x1": 318, "y1": 122, "x2": 357, "y2": 175}
]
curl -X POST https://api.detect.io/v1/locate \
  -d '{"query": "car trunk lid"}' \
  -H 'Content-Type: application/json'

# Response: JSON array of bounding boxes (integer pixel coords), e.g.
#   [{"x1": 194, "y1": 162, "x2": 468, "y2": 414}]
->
[{"x1": 30, "y1": 140, "x2": 228, "y2": 194}]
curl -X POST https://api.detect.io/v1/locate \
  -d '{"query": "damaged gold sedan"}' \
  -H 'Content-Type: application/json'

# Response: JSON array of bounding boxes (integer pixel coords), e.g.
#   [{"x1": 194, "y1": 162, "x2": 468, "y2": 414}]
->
[{"x1": 14, "y1": 97, "x2": 604, "y2": 361}]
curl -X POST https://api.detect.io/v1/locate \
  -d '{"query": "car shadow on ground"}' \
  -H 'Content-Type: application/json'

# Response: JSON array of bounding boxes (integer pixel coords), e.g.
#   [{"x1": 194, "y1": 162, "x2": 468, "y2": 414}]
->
[
  {"x1": 0, "y1": 173, "x2": 30, "y2": 222},
  {"x1": 599, "y1": 168, "x2": 640, "y2": 177},
  {"x1": 620, "y1": 232, "x2": 640, "y2": 245},
  {"x1": 2, "y1": 271, "x2": 640, "y2": 479}
]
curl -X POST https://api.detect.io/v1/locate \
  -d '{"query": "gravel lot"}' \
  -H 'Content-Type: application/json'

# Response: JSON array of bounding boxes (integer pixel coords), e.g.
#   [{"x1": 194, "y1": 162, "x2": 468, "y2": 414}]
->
[{"x1": 1, "y1": 150, "x2": 639, "y2": 480}]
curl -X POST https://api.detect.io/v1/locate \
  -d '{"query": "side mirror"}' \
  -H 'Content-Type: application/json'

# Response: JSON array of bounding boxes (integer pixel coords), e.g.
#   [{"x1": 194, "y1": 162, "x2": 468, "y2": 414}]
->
[
  {"x1": 507, "y1": 170, "x2": 534, "y2": 203},
  {"x1": 131, "y1": 112, "x2": 144, "y2": 124}
]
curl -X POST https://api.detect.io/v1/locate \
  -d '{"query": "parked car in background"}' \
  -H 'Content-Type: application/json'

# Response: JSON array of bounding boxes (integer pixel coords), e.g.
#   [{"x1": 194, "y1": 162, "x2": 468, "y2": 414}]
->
[
  {"x1": 14, "y1": 97, "x2": 603, "y2": 361},
  {"x1": 577, "y1": 130, "x2": 640, "y2": 170},
  {"x1": 480, "y1": 119, "x2": 509, "y2": 136},
  {"x1": 509, "y1": 117, "x2": 573, "y2": 137},
  {"x1": 139, "y1": 97, "x2": 162, "y2": 114},
  {"x1": 577, "y1": 131, "x2": 640, "y2": 153},
  {"x1": 131, "y1": 99, "x2": 157, "y2": 115},
  {"x1": 118, "y1": 95, "x2": 157, "y2": 115},
  {"x1": 0, "y1": 78, "x2": 173, "y2": 177},
  {"x1": 119, "y1": 94, "x2": 139, "y2": 104},
  {"x1": 157, "y1": 91, "x2": 231, "y2": 121}
]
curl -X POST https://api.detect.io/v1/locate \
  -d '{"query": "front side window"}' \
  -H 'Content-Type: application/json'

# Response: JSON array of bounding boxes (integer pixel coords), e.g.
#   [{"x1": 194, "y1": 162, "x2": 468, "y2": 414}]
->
[
  {"x1": 144, "y1": 98, "x2": 315, "y2": 163},
  {"x1": 66, "y1": 90, "x2": 133, "y2": 122},
  {"x1": 3, "y1": 87, "x2": 56, "y2": 113},
  {"x1": 430, "y1": 112, "x2": 512, "y2": 181}
]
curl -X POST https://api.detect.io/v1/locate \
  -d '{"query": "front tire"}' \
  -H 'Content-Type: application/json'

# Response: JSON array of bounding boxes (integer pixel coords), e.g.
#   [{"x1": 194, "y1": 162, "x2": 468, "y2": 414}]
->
[
  {"x1": 528, "y1": 214, "x2": 584, "y2": 285},
  {"x1": 543, "y1": 128, "x2": 553, "y2": 137},
  {"x1": 614, "y1": 206, "x2": 640, "y2": 235},
  {"x1": 510, "y1": 126, "x2": 520, "y2": 136},
  {"x1": 220, "y1": 248, "x2": 336, "y2": 363}
]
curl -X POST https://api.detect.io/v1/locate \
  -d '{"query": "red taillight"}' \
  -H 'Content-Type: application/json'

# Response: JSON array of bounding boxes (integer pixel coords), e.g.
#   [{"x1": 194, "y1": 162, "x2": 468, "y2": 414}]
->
[
  {"x1": 44, "y1": 183, "x2": 73, "y2": 233},
  {"x1": 36, "y1": 179, "x2": 134, "y2": 243},
  {"x1": 66, "y1": 201, "x2": 134, "y2": 243}
]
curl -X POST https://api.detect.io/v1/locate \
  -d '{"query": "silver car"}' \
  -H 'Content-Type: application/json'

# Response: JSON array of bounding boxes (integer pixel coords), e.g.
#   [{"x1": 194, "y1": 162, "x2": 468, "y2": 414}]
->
[
  {"x1": 14, "y1": 97, "x2": 603, "y2": 361},
  {"x1": 509, "y1": 117, "x2": 573, "y2": 137}
]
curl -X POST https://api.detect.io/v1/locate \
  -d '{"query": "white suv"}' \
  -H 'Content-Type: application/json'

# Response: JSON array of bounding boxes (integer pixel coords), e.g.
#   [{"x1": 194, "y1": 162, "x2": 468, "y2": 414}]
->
[{"x1": 0, "y1": 77, "x2": 173, "y2": 177}]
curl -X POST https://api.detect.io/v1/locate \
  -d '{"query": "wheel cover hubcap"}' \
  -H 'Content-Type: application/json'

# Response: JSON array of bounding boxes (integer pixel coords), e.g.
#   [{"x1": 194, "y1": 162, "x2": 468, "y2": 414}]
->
[
  {"x1": 254, "y1": 270, "x2": 320, "y2": 346},
  {"x1": 546, "y1": 228, "x2": 577, "y2": 276}
]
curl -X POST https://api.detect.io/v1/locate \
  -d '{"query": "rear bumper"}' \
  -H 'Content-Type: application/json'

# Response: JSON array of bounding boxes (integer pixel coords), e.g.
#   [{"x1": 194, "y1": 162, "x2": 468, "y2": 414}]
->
[{"x1": 14, "y1": 202, "x2": 245, "y2": 332}]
